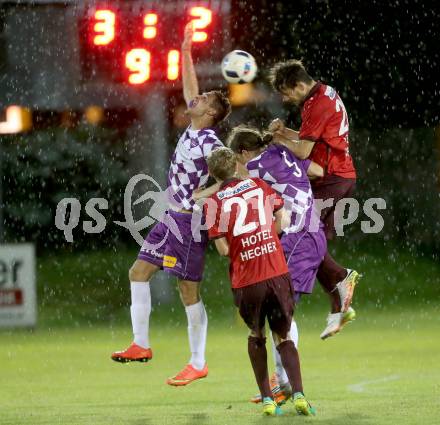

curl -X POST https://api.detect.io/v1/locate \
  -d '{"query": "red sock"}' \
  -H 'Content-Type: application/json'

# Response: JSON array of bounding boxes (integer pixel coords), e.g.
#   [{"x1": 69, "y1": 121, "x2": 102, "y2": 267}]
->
[
  {"x1": 248, "y1": 336, "x2": 271, "y2": 399},
  {"x1": 317, "y1": 252, "x2": 347, "y2": 312},
  {"x1": 276, "y1": 340, "x2": 303, "y2": 394}
]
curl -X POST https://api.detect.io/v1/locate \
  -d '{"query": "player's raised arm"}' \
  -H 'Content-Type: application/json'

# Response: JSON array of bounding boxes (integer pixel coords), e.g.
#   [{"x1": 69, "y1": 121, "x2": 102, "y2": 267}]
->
[
  {"x1": 192, "y1": 182, "x2": 221, "y2": 201},
  {"x1": 272, "y1": 133, "x2": 315, "y2": 160},
  {"x1": 214, "y1": 237, "x2": 229, "y2": 256},
  {"x1": 269, "y1": 119, "x2": 315, "y2": 160},
  {"x1": 181, "y1": 23, "x2": 199, "y2": 106},
  {"x1": 268, "y1": 119, "x2": 299, "y2": 141},
  {"x1": 307, "y1": 161, "x2": 324, "y2": 178}
]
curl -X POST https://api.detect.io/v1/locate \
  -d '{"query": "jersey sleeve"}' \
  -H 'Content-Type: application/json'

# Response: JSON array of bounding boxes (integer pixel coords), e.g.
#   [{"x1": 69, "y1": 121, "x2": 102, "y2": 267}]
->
[
  {"x1": 299, "y1": 98, "x2": 333, "y2": 142},
  {"x1": 301, "y1": 158, "x2": 312, "y2": 172},
  {"x1": 246, "y1": 159, "x2": 263, "y2": 179}
]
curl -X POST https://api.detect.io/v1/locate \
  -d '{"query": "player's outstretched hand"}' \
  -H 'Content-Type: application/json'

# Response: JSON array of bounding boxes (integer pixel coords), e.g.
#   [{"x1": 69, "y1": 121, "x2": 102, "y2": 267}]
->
[
  {"x1": 182, "y1": 22, "x2": 194, "y2": 51},
  {"x1": 271, "y1": 132, "x2": 288, "y2": 145},
  {"x1": 268, "y1": 118, "x2": 286, "y2": 134}
]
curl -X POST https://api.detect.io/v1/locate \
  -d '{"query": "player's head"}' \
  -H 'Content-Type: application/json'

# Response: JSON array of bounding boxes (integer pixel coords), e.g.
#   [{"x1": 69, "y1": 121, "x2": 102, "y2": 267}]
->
[
  {"x1": 207, "y1": 147, "x2": 237, "y2": 182},
  {"x1": 187, "y1": 90, "x2": 231, "y2": 126},
  {"x1": 227, "y1": 125, "x2": 272, "y2": 164},
  {"x1": 269, "y1": 59, "x2": 314, "y2": 105}
]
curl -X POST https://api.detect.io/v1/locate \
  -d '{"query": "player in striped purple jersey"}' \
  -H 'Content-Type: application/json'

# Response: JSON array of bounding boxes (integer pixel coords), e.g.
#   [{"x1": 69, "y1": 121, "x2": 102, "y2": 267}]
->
[{"x1": 111, "y1": 23, "x2": 231, "y2": 386}]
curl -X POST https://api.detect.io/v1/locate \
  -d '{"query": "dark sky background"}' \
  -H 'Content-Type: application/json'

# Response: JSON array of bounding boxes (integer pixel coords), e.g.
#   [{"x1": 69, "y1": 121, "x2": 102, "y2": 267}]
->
[
  {"x1": 0, "y1": 0, "x2": 438, "y2": 129},
  {"x1": 0, "y1": 0, "x2": 438, "y2": 249},
  {"x1": 231, "y1": 0, "x2": 439, "y2": 128}
]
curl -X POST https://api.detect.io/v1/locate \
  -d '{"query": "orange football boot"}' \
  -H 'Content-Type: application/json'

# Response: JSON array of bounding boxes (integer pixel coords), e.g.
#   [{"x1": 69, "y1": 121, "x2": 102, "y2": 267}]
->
[
  {"x1": 111, "y1": 342, "x2": 153, "y2": 363},
  {"x1": 166, "y1": 364, "x2": 208, "y2": 386},
  {"x1": 250, "y1": 373, "x2": 291, "y2": 405}
]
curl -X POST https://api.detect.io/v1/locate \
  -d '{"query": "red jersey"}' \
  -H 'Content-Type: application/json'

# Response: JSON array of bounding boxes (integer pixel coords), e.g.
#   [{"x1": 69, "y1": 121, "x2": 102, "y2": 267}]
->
[
  {"x1": 205, "y1": 177, "x2": 288, "y2": 289},
  {"x1": 299, "y1": 82, "x2": 356, "y2": 180}
]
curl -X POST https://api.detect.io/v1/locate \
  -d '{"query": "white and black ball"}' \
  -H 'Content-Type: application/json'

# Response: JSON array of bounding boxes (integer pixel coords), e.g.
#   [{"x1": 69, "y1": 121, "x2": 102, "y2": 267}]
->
[{"x1": 221, "y1": 50, "x2": 258, "y2": 84}]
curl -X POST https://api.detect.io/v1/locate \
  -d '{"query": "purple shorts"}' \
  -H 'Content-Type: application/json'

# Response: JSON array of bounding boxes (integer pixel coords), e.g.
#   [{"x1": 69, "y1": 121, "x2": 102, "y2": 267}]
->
[
  {"x1": 138, "y1": 210, "x2": 208, "y2": 282},
  {"x1": 281, "y1": 228, "x2": 327, "y2": 295}
]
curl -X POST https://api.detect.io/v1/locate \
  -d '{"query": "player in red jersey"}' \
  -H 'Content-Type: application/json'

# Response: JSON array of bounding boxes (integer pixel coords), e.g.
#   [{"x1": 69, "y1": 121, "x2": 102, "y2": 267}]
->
[
  {"x1": 204, "y1": 147, "x2": 315, "y2": 417},
  {"x1": 269, "y1": 59, "x2": 360, "y2": 339}
]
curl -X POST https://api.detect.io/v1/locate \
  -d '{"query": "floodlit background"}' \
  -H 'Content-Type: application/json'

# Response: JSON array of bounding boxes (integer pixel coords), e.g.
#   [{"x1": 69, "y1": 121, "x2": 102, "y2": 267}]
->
[{"x1": 0, "y1": 1, "x2": 439, "y2": 424}]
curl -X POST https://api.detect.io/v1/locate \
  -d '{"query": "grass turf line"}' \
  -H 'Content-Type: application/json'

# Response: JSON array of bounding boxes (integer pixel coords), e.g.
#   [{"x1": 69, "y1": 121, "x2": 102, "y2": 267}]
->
[{"x1": 1, "y1": 308, "x2": 439, "y2": 425}]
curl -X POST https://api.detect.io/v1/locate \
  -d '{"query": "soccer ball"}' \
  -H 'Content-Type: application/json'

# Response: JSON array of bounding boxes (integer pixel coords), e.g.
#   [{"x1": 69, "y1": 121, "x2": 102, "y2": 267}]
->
[{"x1": 221, "y1": 50, "x2": 257, "y2": 84}]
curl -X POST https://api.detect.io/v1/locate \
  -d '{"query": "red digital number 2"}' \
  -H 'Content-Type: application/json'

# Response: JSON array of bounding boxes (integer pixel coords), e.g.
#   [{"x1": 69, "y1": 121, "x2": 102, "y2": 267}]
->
[{"x1": 190, "y1": 7, "x2": 212, "y2": 42}]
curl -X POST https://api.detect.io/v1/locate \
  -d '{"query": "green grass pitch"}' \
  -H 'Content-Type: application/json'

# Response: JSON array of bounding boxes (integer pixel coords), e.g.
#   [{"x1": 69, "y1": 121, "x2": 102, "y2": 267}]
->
[
  {"x1": 1, "y1": 306, "x2": 440, "y2": 425},
  {"x1": 1, "y1": 242, "x2": 439, "y2": 424}
]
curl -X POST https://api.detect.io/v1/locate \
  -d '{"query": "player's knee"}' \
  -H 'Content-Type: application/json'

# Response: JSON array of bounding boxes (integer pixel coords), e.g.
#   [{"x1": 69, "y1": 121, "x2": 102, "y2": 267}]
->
[
  {"x1": 178, "y1": 282, "x2": 200, "y2": 306},
  {"x1": 129, "y1": 265, "x2": 141, "y2": 282},
  {"x1": 248, "y1": 334, "x2": 266, "y2": 347},
  {"x1": 273, "y1": 332, "x2": 290, "y2": 347},
  {"x1": 129, "y1": 262, "x2": 154, "y2": 282}
]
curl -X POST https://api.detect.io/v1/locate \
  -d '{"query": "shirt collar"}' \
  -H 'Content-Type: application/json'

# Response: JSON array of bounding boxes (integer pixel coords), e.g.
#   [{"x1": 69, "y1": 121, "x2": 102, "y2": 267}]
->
[
  {"x1": 220, "y1": 177, "x2": 242, "y2": 189},
  {"x1": 300, "y1": 81, "x2": 322, "y2": 108},
  {"x1": 187, "y1": 125, "x2": 217, "y2": 136},
  {"x1": 246, "y1": 146, "x2": 270, "y2": 167}
]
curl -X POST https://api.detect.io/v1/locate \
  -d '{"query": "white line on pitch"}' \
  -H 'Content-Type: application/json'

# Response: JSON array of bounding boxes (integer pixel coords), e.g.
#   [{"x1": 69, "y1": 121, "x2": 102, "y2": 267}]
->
[{"x1": 347, "y1": 374, "x2": 400, "y2": 393}]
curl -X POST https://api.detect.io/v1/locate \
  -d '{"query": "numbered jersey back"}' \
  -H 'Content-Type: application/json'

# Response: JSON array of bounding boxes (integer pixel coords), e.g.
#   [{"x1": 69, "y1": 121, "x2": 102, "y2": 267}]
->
[
  {"x1": 206, "y1": 178, "x2": 288, "y2": 289},
  {"x1": 299, "y1": 82, "x2": 356, "y2": 179}
]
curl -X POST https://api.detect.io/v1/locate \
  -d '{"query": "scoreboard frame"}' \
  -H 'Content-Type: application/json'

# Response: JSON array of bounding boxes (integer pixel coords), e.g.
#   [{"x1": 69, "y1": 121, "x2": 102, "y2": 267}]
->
[{"x1": 72, "y1": 0, "x2": 232, "y2": 87}]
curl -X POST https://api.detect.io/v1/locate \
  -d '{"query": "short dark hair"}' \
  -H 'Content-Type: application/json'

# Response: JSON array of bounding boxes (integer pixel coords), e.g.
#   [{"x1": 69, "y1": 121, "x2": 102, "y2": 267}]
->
[
  {"x1": 227, "y1": 125, "x2": 272, "y2": 154},
  {"x1": 207, "y1": 147, "x2": 237, "y2": 181},
  {"x1": 269, "y1": 59, "x2": 313, "y2": 92},
  {"x1": 208, "y1": 90, "x2": 231, "y2": 125}
]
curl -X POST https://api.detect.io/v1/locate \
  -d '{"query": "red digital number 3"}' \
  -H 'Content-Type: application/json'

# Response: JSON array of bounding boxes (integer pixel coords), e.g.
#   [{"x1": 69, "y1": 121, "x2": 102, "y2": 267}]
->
[{"x1": 93, "y1": 10, "x2": 115, "y2": 46}]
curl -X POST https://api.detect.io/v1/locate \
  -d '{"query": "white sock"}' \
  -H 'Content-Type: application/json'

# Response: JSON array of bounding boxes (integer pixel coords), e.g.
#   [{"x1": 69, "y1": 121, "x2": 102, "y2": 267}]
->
[
  {"x1": 185, "y1": 300, "x2": 208, "y2": 370},
  {"x1": 271, "y1": 334, "x2": 289, "y2": 386},
  {"x1": 271, "y1": 320, "x2": 299, "y2": 386},
  {"x1": 130, "y1": 281, "x2": 151, "y2": 349},
  {"x1": 290, "y1": 320, "x2": 299, "y2": 348}
]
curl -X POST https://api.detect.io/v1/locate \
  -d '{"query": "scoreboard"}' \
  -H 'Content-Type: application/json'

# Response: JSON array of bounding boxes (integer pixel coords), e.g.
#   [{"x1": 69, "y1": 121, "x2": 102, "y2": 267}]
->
[
  {"x1": 78, "y1": 1, "x2": 231, "y2": 85},
  {"x1": 0, "y1": 1, "x2": 231, "y2": 109}
]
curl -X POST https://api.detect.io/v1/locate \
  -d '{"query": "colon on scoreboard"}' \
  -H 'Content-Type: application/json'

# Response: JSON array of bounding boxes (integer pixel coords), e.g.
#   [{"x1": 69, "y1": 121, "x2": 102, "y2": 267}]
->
[{"x1": 77, "y1": 1, "x2": 231, "y2": 85}]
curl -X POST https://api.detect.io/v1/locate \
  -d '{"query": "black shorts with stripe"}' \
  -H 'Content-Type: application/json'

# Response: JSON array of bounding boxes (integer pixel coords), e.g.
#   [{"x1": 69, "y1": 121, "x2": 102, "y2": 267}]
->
[
  {"x1": 232, "y1": 273, "x2": 294, "y2": 339},
  {"x1": 312, "y1": 175, "x2": 356, "y2": 240}
]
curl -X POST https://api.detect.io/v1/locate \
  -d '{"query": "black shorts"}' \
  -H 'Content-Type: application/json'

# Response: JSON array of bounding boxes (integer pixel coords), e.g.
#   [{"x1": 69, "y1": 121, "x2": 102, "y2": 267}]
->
[
  {"x1": 232, "y1": 273, "x2": 294, "y2": 338},
  {"x1": 312, "y1": 175, "x2": 356, "y2": 240}
]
